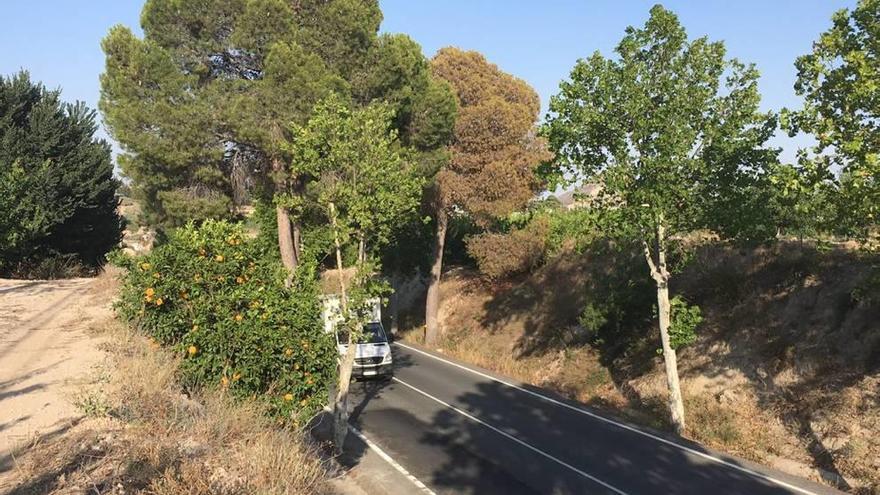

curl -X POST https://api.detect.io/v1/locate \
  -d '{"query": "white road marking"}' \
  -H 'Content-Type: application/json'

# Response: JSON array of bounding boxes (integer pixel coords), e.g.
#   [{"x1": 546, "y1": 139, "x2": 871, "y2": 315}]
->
[
  {"x1": 391, "y1": 376, "x2": 628, "y2": 495},
  {"x1": 348, "y1": 425, "x2": 437, "y2": 495},
  {"x1": 395, "y1": 341, "x2": 824, "y2": 495},
  {"x1": 323, "y1": 406, "x2": 436, "y2": 494}
]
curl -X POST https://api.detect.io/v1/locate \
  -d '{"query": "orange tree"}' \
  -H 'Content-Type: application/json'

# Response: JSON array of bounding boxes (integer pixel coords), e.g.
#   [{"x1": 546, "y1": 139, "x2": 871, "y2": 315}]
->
[{"x1": 113, "y1": 220, "x2": 335, "y2": 422}]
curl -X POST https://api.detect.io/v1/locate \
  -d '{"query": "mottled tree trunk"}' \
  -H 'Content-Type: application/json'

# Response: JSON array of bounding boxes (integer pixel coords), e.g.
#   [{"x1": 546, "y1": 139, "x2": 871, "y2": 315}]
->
[
  {"x1": 272, "y1": 157, "x2": 298, "y2": 283},
  {"x1": 293, "y1": 221, "x2": 302, "y2": 266},
  {"x1": 643, "y1": 219, "x2": 685, "y2": 435},
  {"x1": 333, "y1": 340, "x2": 356, "y2": 452},
  {"x1": 389, "y1": 271, "x2": 400, "y2": 337},
  {"x1": 425, "y1": 209, "x2": 448, "y2": 347},
  {"x1": 330, "y1": 202, "x2": 353, "y2": 452},
  {"x1": 656, "y1": 274, "x2": 685, "y2": 434}
]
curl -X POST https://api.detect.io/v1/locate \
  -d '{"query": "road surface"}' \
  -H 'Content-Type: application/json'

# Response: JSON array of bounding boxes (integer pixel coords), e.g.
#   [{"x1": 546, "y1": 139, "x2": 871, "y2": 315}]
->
[{"x1": 346, "y1": 341, "x2": 841, "y2": 495}]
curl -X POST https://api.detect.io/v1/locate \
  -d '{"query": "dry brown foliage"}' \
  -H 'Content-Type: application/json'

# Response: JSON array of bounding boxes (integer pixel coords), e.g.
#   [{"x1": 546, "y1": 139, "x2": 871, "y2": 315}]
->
[
  {"x1": 430, "y1": 47, "x2": 551, "y2": 224},
  {"x1": 466, "y1": 218, "x2": 549, "y2": 280}
]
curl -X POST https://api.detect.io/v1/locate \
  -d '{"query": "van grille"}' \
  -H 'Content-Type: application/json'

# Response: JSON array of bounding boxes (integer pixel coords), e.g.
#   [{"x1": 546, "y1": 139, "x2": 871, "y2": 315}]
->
[{"x1": 355, "y1": 357, "x2": 383, "y2": 366}]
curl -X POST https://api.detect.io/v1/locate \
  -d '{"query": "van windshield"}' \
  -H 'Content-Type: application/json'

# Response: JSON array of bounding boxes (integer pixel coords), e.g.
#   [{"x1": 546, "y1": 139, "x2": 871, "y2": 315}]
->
[
  {"x1": 361, "y1": 322, "x2": 387, "y2": 344},
  {"x1": 338, "y1": 322, "x2": 387, "y2": 345}
]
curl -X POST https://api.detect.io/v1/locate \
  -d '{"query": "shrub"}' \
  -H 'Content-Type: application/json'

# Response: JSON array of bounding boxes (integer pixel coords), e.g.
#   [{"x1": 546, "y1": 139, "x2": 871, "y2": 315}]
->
[
  {"x1": 578, "y1": 241, "x2": 657, "y2": 353},
  {"x1": 113, "y1": 220, "x2": 336, "y2": 423},
  {"x1": 546, "y1": 207, "x2": 601, "y2": 255},
  {"x1": 851, "y1": 265, "x2": 880, "y2": 306},
  {"x1": 466, "y1": 218, "x2": 549, "y2": 279},
  {"x1": 668, "y1": 295, "x2": 702, "y2": 350}
]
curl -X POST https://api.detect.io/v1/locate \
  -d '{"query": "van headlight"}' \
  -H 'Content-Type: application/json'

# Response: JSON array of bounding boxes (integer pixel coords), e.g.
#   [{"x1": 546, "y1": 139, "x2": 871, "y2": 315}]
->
[{"x1": 382, "y1": 352, "x2": 392, "y2": 363}]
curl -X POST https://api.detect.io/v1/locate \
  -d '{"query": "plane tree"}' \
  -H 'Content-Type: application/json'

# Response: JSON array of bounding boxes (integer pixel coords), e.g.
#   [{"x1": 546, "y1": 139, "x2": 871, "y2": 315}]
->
[
  {"x1": 286, "y1": 96, "x2": 422, "y2": 450},
  {"x1": 784, "y1": 0, "x2": 880, "y2": 242},
  {"x1": 543, "y1": 5, "x2": 778, "y2": 434}
]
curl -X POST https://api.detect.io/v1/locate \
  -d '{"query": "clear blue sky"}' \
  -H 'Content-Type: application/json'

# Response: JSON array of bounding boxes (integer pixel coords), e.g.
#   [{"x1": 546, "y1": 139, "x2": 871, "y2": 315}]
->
[{"x1": 0, "y1": 1, "x2": 858, "y2": 163}]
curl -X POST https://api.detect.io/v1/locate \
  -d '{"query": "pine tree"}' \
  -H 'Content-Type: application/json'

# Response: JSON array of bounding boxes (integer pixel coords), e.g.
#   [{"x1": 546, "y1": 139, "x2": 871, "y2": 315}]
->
[{"x1": 424, "y1": 48, "x2": 550, "y2": 346}]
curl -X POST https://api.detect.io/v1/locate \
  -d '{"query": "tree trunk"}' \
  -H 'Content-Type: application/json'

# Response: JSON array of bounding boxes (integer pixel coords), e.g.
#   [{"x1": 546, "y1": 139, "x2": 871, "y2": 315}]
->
[
  {"x1": 293, "y1": 221, "x2": 302, "y2": 266},
  {"x1": 276, "y1": 205, "x2": 298, "y2": 276},
  {"x1": 333, "y1": 340, "x2": 356, "y2": 452},
  {"x1": 389, "y1": 271, "x2": 400, "y2": 337},
  {"x1": 329, "y1": 202, "x2": 353, "y2": 453},
  {"x1": 655, "y1": 275, "x2": 686, "y2": 434},
  {"x1": 425, "y1": 209, "x2": 448, "y2": 347},
  {"x1": 272, "y1": 157, "x2": 298, "y2": 282},
  {"x1": 642, "y1": 219, "x2": 686, "y2": 435}
]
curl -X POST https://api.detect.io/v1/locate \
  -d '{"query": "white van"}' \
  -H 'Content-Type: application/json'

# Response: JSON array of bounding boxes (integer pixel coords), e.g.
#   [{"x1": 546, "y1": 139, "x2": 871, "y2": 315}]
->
[{"x1": 321, "y1": 295, "x2": 393, "y2": 378}]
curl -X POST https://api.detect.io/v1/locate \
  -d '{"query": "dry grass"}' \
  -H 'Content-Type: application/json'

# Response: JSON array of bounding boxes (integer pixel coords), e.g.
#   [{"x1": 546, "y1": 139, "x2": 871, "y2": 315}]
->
[
  {"x1": 405, "y1": 244, "x2": 880, "y2": 493},
  {"x1": 6, "y1": 317, "x2": 330, "y2": 495}
]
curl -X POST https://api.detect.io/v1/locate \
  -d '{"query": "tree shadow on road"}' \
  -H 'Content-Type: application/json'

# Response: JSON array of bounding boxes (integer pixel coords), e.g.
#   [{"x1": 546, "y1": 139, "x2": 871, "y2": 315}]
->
[{"x1": 420, "y1": 380, "x2": 824, "y2": 495}]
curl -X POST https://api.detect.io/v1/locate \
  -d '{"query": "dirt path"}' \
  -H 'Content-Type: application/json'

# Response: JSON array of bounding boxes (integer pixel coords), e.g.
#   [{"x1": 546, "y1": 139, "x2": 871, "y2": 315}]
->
[{"x1": 0, "y1": 277, "x2": 110, "y2": 468}]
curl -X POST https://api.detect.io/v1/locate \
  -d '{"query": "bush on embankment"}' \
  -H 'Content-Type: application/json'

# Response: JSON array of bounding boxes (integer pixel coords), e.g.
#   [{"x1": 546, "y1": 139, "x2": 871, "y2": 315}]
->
[{"x1": 112, "y1": 220, "x2": 336, "y2": 423}]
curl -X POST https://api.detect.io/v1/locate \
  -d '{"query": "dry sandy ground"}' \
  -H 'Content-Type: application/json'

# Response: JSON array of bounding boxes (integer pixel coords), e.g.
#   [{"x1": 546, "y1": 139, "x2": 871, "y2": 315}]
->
[{"x1": 0, "y1": 277, "x2": 111, "y2": 480}]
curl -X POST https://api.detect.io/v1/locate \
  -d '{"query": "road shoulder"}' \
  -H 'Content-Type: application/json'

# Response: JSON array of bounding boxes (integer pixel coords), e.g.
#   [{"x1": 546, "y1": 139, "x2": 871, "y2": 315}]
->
[{"x1": 311, "y1": 409, "x2": 433, "y2": 495}]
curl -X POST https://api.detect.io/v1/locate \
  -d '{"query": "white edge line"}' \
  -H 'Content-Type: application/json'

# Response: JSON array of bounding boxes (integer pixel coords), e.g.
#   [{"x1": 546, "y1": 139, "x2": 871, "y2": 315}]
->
[
  {"x1": 348, "y1": 425, "x2": 437, "y2": 495},
  {"x1": 391, "y1": 376, "x2": 628, "y2": 495},
  {"x1": 323, "y1": 406, "x2": 436, "y2": 495},
  {"x1": 395, "y1": 342, "x2": 822, "y2": 495}
]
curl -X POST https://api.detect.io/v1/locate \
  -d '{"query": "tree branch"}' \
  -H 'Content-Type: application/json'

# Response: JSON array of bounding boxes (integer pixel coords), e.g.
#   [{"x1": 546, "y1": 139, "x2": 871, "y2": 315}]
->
[{"x1": 642, "y1": 238, "x2": 663, "y2": 283}]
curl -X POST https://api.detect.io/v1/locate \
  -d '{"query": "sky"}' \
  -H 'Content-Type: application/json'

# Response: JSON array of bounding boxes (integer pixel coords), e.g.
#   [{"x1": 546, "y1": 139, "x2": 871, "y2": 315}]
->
[{"x1": 0, "y1": 0, "x2": 859, "y2": 164}]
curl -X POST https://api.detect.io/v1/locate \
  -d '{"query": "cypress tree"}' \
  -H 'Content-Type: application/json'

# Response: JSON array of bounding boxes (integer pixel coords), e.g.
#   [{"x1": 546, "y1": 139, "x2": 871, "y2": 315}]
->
[{"x1": 0, "y1": 71, "x2": 122, "y2": 276}]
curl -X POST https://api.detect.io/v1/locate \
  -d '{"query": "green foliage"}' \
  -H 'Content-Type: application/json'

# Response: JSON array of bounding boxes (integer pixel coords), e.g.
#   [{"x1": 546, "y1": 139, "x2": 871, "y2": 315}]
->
[
  {"x1": 767, "y1": 159, "x2": 837, "y2": 240},
  {"x1": 546, "y1": 207, "x2": 602, "y2": 256},
  {"x1": 292, "y1": 0, "x2": 383, "y2": 79},
  {"x1": 0, "y1": 71, "x2": 122, "y2": 277},
  {"x1": 354, "y1": 34, "x2": 457, "y2": 152},
  {"x1": 785, "y1": 0, "x2": 880, "y2": 240},
  {"x1": 544, "y1": 5, "x2": 778, "y2": 247},
  {"x1": 466, "y1": 217, "x2": 549, "y2": 280},
  {"x1": 100, "y1": 0, "x2": 385, "y2": 230},
  {"x1": 100, "y1": 24, "x2": 227, "y2": 229},
  {"x1": 667, "y1": 296, "x2": 702, "y2": 350},
  {"x1": 577, "y1": 240, "x2": 657, "y2": 350},
  {"x1": 577, "y1": 303, "x2": 608, "y2": 342},
  {"x1": 113, "y1": 220, "x2": 336, "y2": 423},
  {"x1": 851, "y1": 265, "x2": 880, "y2": 306},
  {"x1": 287, "y1": 97, "x2": 424, "y2": 255}
]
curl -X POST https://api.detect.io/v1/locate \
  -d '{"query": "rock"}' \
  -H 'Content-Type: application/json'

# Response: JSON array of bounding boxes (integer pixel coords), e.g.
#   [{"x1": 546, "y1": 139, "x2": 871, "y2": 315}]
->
[
  {"x1": 178, "y1": 437, "x2": 207, "y2": 458},
  {"x1": 715, "y1": 389, "x2": 738, "y2": 405},
  {"x1": 210, "y1": 465, "x2": 246, "y2": 495},
  {"x1": 824, "y1": 435, "x2": 850, "y2": 452}
]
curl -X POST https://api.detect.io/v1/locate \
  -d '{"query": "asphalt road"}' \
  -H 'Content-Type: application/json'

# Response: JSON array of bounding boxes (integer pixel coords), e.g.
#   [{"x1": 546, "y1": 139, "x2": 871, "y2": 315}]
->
[{"x1": 346, "y1": 341, "x2": 842, "y2": 495}]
